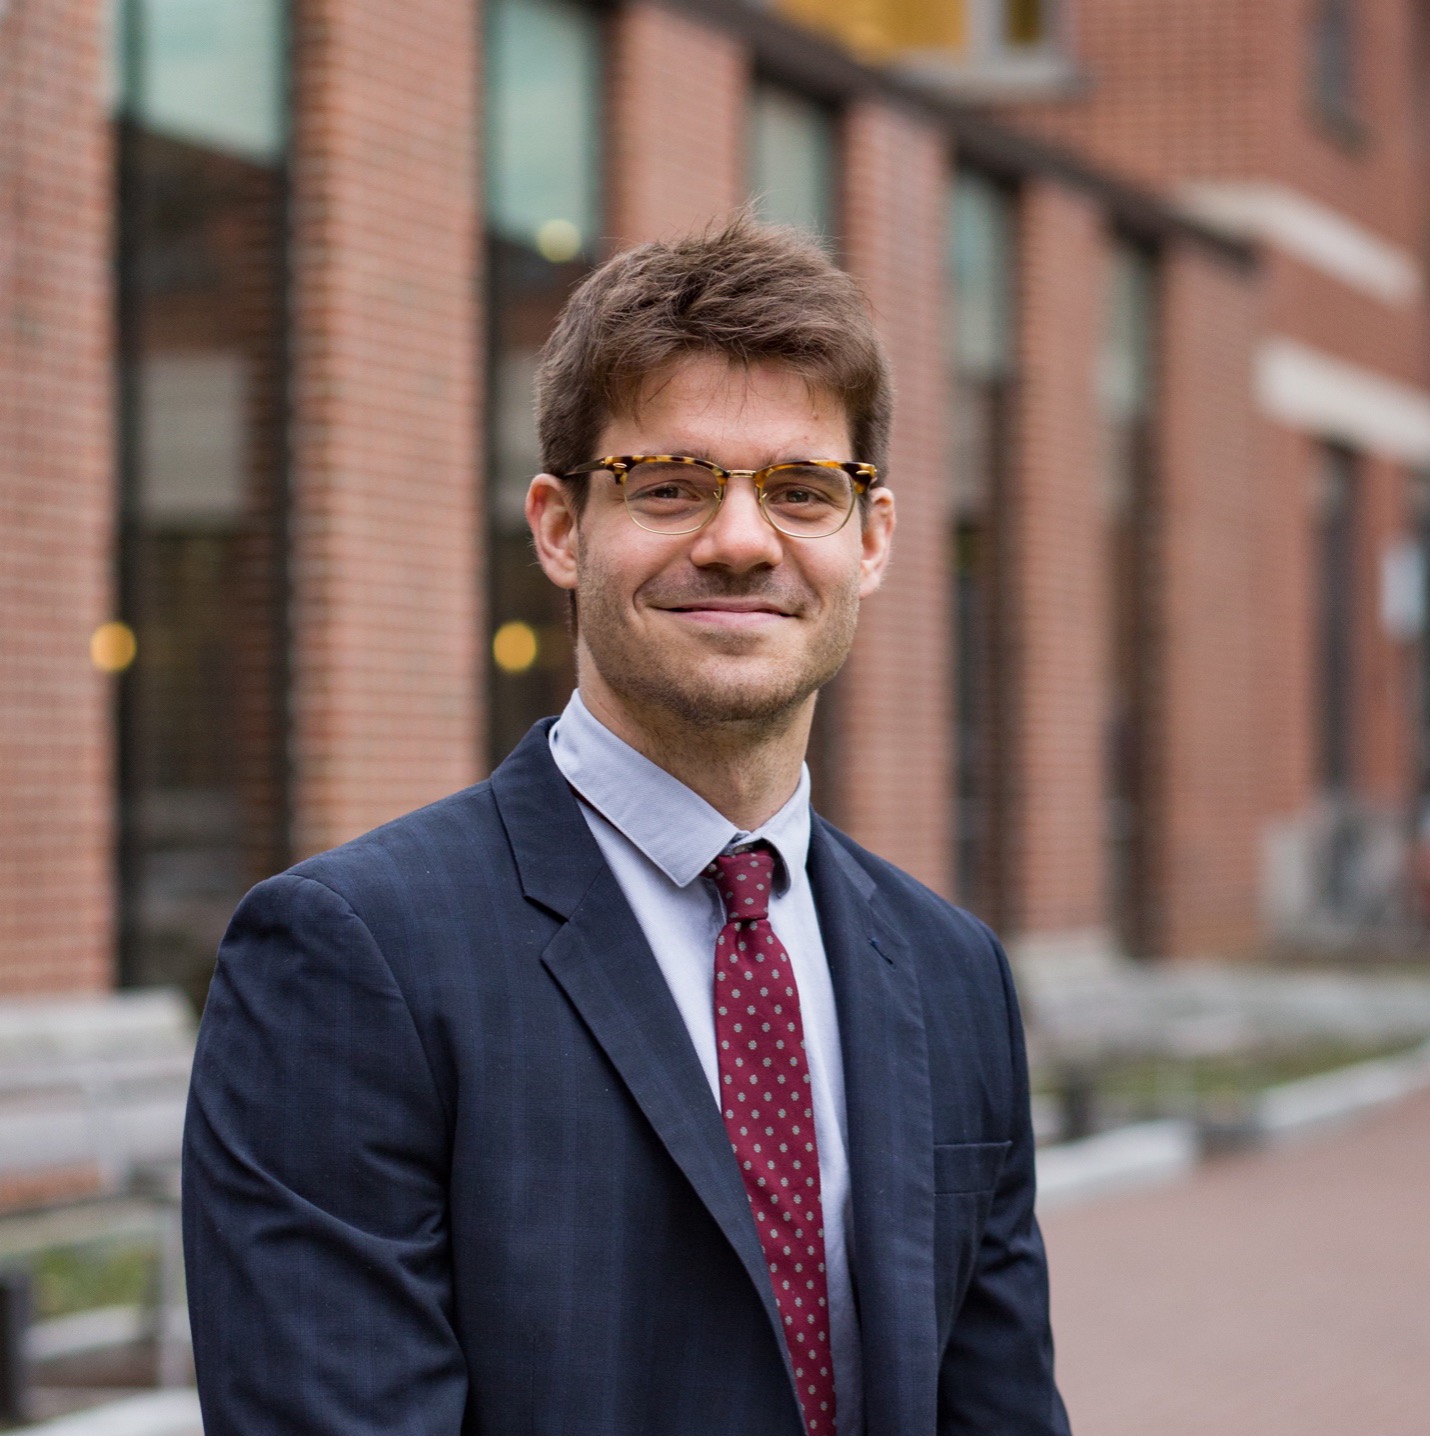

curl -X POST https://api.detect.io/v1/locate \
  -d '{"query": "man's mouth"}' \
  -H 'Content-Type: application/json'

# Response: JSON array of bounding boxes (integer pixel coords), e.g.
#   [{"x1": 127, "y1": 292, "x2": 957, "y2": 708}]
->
[
  {"x1": 664, "y1": 598, "x2": 792, "y2": 615},
  {"x1": 656, "y1": 598, "x2": 797, "y2": 629}
]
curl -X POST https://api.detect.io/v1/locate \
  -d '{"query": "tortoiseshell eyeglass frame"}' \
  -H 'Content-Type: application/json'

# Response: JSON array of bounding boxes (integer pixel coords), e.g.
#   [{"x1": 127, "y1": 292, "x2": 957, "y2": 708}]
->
[{"x1": 559, "y1": 455, "x2": 882, "y2": 538}]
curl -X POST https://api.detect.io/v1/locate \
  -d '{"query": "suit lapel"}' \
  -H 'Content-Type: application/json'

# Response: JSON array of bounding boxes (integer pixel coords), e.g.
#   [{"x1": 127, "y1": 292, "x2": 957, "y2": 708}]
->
[
  {"x1": 491, "y1": 725, "x2": 790, "y2": 1354},
  {"x1": 809, "y1": 821, "x2": 938, "y2": 1437}
]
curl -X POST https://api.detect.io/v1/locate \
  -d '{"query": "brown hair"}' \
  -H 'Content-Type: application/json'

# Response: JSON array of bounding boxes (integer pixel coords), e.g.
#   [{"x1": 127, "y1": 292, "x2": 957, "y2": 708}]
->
[{"x1": 533, "y1": 211, "x2": 892, "y2": 503}]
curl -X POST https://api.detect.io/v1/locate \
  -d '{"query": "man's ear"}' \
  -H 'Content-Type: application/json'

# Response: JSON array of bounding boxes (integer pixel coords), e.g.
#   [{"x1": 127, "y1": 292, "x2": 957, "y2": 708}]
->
[
  {"x1": 527, "y1": 473, "x2": 580, "y2": 591},
  {"x1": 857, "y1": 486, "x2": 896, "y2": 599}
]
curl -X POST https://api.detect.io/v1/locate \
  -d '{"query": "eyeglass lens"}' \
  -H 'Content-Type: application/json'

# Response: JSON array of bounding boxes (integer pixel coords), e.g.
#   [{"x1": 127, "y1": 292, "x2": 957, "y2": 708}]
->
[{"x1": 623, "y1": 461, "x2": 856, "y2": 537}]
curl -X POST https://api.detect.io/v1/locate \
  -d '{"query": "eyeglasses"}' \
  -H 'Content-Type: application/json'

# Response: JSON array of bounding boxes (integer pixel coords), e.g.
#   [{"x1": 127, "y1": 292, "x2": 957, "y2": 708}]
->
[{"x1": 561, "y1": 455, "x2": 880, "y2": 539}]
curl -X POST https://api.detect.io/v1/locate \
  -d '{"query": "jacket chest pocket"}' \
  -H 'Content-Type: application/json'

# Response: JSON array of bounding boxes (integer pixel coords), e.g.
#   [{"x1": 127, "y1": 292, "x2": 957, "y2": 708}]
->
[{"x1": 935, "y1": 1139, "x2": 1011, "y2": 1195}]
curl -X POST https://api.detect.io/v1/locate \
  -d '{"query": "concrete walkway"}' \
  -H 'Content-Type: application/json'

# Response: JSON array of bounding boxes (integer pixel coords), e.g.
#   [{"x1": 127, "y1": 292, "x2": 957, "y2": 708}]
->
[{"x1": 1041, "y1": 1088, "x2": 1430, "y2": 1434}]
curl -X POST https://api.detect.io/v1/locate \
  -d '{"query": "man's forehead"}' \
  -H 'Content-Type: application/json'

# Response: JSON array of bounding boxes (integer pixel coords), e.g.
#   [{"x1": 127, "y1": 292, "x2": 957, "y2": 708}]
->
[
  {"x1": 603, "y1": 353, "x2": 853, "y2": 452},
  {"x1": 630, "y1": 354, "x2": 839, "y2": 415}
]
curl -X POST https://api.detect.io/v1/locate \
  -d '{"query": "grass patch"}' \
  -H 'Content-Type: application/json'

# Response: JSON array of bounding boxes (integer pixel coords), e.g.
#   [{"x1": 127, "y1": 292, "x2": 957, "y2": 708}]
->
[
  {"x1": 29, "y1": 1243, "x2": 156, "y2": 1321},
  {"x1": 1033, "y1": 1038, "x2": 1421, "y2": 1135}
]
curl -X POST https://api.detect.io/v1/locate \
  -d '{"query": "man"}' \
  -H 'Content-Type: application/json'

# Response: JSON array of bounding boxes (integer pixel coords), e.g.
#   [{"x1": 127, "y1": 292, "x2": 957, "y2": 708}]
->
[{"x1": 184, "y1": 216, "x2": 1068, "y2": 1436}]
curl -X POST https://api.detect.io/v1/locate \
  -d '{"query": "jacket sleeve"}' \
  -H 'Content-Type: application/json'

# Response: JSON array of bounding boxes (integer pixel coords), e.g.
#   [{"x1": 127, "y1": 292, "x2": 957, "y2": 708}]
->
[
  {"x1": 182, "y1": 870, "x2": 467, "y2": 1436},
  {"x1": 937, "y1": 930, "x2": 1070, "y2": 1436}
]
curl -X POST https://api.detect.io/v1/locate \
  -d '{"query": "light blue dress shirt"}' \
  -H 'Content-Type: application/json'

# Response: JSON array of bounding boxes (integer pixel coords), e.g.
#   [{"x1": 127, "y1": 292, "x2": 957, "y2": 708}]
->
[{"x1": 550, "y1": 689, "x2": 864, "y2": 1433}]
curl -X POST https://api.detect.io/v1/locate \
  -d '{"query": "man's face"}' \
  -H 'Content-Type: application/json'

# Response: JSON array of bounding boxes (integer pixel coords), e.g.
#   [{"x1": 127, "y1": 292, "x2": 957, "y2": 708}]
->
[{"x1": 528, "y1": 353, "x2": 895, "y2": 732}]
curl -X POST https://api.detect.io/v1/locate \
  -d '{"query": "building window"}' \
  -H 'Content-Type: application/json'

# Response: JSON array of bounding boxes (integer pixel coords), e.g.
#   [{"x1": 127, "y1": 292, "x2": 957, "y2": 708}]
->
[
  {"x1": 1318, "y1": 444, "x2": 1359, "y2": 793},
  {"x1": 1411, "y1": 476, "x2": 1430, "y2": 896},
  {"x1": 485, "y1": 0, "x2": 603, "y2": 766},
  {"x1": 1311, "y1": 0, "x2": 1360, "y2": 139},
  {"x1": 1099, "y1": 239, "x2": 1158, "y2": 956},
  {"x1": 1003, "y1": 0, "x2": 1053, "y2": 48},
  {"x1": 1316, "y1": 442, "x2": 1364, "y2": 915},
  {"x1": 748, "y1": 82, "x2": 837, "y2": 248},
  {"x1": 948, "y1": 167, "x2": 1017, "y2": 920},
  {"x1": 776, "y1": 0, "x2": 1061, "y2": 67},
  {"x1": 114, "y1": 0, "x2": 290, "y2": 1004},
  {"x1": 773, "y1": 0, "x2": 1069, "y2": 99}
]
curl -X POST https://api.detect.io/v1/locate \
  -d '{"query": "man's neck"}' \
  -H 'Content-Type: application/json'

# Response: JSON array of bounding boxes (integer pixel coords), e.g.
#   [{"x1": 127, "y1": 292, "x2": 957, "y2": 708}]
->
[{"x1": 577, "y1": 676, "x2": 812, "y2": 832}]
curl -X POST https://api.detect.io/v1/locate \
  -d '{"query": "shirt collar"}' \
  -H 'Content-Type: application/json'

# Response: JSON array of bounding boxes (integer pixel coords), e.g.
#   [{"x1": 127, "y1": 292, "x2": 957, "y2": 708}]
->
[{"x1": 548, "y1": 688, "x2": 811, "y2": 890}]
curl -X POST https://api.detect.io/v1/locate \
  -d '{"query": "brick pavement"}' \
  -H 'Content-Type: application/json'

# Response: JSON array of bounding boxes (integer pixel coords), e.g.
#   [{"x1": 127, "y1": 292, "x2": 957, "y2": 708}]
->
[{"x1": 1041, "y1": 1089, "x2": 1430, "y2": 1434}]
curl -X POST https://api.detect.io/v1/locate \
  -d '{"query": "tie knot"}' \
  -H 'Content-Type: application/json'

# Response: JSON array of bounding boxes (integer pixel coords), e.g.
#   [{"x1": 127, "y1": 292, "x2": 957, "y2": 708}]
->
[{"x1": 708, "y1": 846, "x2": 775, "y2": 922}]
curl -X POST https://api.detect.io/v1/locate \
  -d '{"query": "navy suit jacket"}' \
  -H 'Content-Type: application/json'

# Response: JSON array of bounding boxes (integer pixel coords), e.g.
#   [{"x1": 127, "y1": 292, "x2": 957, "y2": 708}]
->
[{"x1": 183, "y1": 721, "x2": 1069, "y2": 1435}]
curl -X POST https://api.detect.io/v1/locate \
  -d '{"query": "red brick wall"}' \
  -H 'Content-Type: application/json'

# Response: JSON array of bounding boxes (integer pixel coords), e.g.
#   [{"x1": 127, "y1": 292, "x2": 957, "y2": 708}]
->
[
  {"x1": 289, "y1": 0, "x2": 483, "y2": 857},
  {"x1": 607, "y1": 1, "x2": 747, "y2": 246},
  {"x1": 1270, "y1": 0, "x2": 1423, "y2": 254},
  {"x1": 1155, "y1": 242, "x2": 1263, "y2": 956},
  {"x1": 839, "y1": 100, "x2": 952, "y2": 893},
  {"x1": 1014, "y1": 0, "x2": 1426, "y2": 382},
  {"x1": 1007, "y1": 179, "x2": 1111, "y2": 943},
  {"x1": 1269, "y1": 259, "x2": 1425, "y2": 390},
  {"x1": 0, "y1": 0, "x2": 114, "y2": 993},
  {"x1": 1020, "y1": 0, "x2": 1270, "y2": 189},
  {"x1": 1011, "y1": 0, "x2": 1430, "y2": 940},
  {"x1": 1257, "y1": 423, "x2": 1318, "y2": 824},
  {"x1": 1014, "y1": 0, "x2": 1423, "y2": 244}
]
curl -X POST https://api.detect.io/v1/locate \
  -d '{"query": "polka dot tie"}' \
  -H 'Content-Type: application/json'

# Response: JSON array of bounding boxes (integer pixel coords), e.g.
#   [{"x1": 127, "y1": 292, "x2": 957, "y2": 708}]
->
[{"x1": 707, "y1": 845, "x2": 835, "y2": 1437}]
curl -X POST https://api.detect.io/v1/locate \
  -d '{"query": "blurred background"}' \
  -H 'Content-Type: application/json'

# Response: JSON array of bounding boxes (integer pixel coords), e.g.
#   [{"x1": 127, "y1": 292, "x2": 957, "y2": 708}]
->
[{"x1": 3, "y1": 0, "x2": 1430, "y2": 1431}]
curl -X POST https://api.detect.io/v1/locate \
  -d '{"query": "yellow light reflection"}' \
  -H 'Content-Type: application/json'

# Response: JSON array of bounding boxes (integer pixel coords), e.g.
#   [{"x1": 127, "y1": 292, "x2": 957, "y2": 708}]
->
[
  {"x1": 535, "y1": 218, "x2": 582, "y2": 263},
  {"x1": 90, "y1": 621, "x2": 137, "y2": 673},
  {"x1": 493, "y1": 620, "x2": 539, "y2": 675}
]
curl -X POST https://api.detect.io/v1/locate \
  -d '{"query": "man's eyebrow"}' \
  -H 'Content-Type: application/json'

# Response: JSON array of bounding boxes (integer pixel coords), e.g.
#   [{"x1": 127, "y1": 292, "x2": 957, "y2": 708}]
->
[{"x1": 640, "y1": 446, "x2": 836, "y2": 466}]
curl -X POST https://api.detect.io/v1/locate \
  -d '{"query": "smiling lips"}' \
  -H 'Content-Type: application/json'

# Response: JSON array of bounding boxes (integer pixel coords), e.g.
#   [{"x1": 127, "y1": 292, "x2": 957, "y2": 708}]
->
[{"x1": 660, "y1": 598, "x2": 795, "y2": 627}]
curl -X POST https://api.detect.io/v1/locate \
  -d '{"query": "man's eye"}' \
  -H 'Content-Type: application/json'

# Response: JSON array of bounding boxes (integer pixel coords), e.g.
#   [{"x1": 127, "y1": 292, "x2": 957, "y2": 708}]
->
[
  {"x1": 767, "y1": 485, "x2": 838, "y2": 508},
  {"x1": 632, "y1": 482, "x2": 703, "y2": 502}
]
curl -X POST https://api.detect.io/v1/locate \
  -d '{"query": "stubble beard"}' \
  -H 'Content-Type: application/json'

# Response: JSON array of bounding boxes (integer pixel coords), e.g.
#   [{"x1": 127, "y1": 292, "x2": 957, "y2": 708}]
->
[{"x1": 574, "y1": 552, "x2": 861, "y2": 735}]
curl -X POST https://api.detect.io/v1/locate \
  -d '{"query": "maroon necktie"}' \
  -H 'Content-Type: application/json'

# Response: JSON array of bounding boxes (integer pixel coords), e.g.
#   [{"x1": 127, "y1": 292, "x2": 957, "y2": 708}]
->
[{"x1": 707, "y1": 846, "x2": 836, "y2": 1436}]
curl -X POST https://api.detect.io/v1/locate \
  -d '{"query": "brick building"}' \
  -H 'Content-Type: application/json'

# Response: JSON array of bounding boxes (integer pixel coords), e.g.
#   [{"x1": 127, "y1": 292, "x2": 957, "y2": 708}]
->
[
  {"x1": 1, "y1": 0, "x2": 1421, "y2": 1003},
  {"x1": 996, "y1": 0, "x2": 1430, "y2": 951}
]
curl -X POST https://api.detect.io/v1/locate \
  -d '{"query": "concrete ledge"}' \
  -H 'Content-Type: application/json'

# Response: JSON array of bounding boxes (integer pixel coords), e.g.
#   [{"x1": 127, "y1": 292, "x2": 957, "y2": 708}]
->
[
  {"x1": 16, "y1": 1387, "x2": 200, "y2": 1435},
  {"x1": 1036, "y1": 1119, "x2": 1198, "y2": 1213},
  {"x1": 28, "y1": 1305, "x2": 144, "y2": 1363},
  {"x1": 1254, "y1": 1039, "x2": 1430, "y2": 1141},
  {"x1": 1035, "y1": 1042, "x2": 1430, "y2": 1214},
  {"x1": 17, "y1": 1388, "x2": 200, "y2": 1436}
]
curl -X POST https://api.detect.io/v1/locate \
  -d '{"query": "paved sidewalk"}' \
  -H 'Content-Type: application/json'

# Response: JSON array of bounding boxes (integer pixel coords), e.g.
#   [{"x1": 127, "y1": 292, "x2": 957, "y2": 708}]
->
[{"x1": 1041, "y1": 1088, "x2": 1430, "y2": 1434}]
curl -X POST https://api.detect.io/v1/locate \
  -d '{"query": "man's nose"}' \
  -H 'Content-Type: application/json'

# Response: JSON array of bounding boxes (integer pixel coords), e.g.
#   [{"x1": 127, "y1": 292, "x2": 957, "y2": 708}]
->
[{"x1": 688, "y1": 476, "x2": 784, "y2": 570}]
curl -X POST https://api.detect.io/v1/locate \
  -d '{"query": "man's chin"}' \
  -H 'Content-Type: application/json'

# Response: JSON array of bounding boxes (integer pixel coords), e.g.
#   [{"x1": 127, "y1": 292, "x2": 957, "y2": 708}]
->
[{"x1": 630, "y1": 663, "x2": 820, "y2": 729}]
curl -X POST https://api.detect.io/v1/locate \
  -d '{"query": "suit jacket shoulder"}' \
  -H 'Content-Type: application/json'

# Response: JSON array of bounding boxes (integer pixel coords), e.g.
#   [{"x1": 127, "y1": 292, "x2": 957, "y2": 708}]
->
[
  {"x1": 813, "y1": 818, "x2": 1024, "y2": 1030},
  {"x1": 815, "y1": 817, "x2": 1006, "y2": 958},
  {"x1": 284, "y1": 779, "x2": 502, "y2": 910}
]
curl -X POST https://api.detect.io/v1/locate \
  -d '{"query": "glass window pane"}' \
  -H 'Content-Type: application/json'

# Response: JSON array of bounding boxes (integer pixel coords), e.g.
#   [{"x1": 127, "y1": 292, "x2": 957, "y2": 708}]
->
[
  {"x1": 115, "y1": 0, "x2": 290, "y2": 1004},
  {"x1": 946, "y1": 167, "x2": 1017, "y2": 919},
  {"x1": 484, "y1": 0, "x2": 603, "y2": 765},
  {"x1": 1312, "y1": 0, "x2": 1357, "y2": 128},
  {"x1": 749, "y1": 83, "x2": 837, "y2": 246},
  {"x1": 1099, "y1": 241, "x2": 1158, "y2": 953},
  {"x1": 486, "y1": 0, "x2": 602, "y2": 258},
  {"x1": 1003, "y1": 0, "x2": 1050, "y2": 47},
  {"x1": 1319, "y1": 445, "x2": 1358, "y2": 791},
  {"x1": 486, "y1": 245, "x2": 588, "y2": 764},
  {"x1": 121, "y1": 0, "x2": 286, "y2": 162},
  {"x1": 950, "y1": 169, "x2": 1015, "y2": 380},
  {"x1": 1099, "y1": 243, "x2": 1156, "y2": 425}
]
